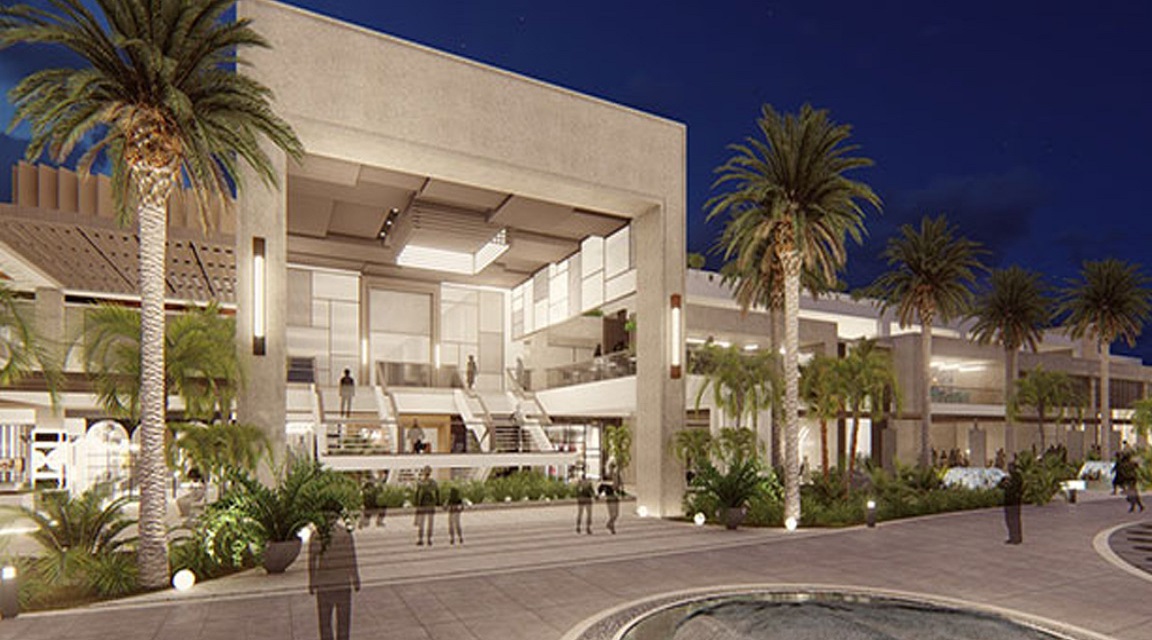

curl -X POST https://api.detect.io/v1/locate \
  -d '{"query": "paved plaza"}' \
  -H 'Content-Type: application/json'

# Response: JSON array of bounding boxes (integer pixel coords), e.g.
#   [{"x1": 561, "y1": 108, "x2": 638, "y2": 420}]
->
[{"x1": 2, "y1": 491, "x2": 1151, "y2": 640}]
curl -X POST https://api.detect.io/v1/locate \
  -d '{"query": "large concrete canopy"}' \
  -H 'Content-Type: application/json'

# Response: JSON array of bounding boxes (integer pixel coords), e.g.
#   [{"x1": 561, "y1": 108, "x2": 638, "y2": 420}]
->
[{"x1": 235, "y1": 0, "x2": 687, "y2": 515}]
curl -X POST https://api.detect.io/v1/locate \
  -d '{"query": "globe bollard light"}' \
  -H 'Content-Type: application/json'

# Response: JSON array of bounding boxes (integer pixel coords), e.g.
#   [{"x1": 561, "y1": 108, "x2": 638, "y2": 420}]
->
[
  {"x1": 693, "y1": 512, "x2": 707, "y2": 526},
  {"x1": 172, "y1": 569, "x2": 196, "y2": 592},
  {"x1": 866, "y1": 500, "x2": 877, "y2": 528},
  {"x1": 784, "y1": 517, "x2": 798, "y2": 531},
  {"x1": 0, "y1": 565, "x2": 18, "y2": 619}
]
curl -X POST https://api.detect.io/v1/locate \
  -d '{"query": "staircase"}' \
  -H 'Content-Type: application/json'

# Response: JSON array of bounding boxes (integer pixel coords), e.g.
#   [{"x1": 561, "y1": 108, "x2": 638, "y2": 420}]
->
[{"x1": 316, "y1": 385, "x2": 395, "y2": 455}]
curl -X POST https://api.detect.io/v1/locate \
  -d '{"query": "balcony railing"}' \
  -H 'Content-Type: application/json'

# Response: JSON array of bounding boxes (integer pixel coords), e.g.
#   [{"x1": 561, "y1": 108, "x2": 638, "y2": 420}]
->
[
  {"x1": 544, "y1": 351, "x2": 635, "y2": 390},
  {"x1": 378, "y1": 361, "x2": 461, "y2": 389},
  {"x1": 930, "y1": 385, "x2": 1003, "y2": 405}
]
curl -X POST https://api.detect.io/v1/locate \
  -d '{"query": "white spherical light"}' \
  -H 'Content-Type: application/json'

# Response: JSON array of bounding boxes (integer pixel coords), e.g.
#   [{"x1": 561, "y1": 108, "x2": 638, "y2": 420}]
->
[
  {"x1": 636, "y1": 505, "x2": 650, "y2": 518},
  {"x1": 693, "y1": 512, "x2": 706, "y2": 526},
  {"x1": 866, "y1": 500, "x2": 876, "y2": 510},
  {"x1": 172, "y1": 569, "x2": 196, "y2": 592},
  {"x1": 785, "y1": 517, "x2": 798, "y2": 531}
]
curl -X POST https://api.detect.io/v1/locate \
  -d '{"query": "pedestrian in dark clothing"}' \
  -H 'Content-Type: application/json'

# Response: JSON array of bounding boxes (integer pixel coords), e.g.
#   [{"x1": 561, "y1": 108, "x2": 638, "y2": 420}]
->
[
  {"x1": 446, "y1": 486, "x2": 465, "y2": 544},
  {"x1": 466, "y1": 355, "x2": 477, "y2": 389},
  {"x1": 1002, "y1": 461, "x2": 1024, "y2": 544},
  {"x1": 598, "y1": 481, "x2": 620, "y2": 534},
  {"x1": 309, "y1": 515, "x2": 360, "y2": 640},
  {"x1": 576, "y1": 476, "x2": 594, "y2": 534},
  {"x1": 338, "y1": 369, "x2": 355, "y2": 418},
  {"x1": 414, "y1": 466, "x2": 440, "y2": 546},
  {"x1": 1126, "y1": 483, "x2": 1145, "y2": 512}
]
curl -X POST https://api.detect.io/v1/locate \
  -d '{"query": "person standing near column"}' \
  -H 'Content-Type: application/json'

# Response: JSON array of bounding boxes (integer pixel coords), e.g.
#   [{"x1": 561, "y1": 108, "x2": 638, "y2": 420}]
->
[{"x1": 339, "y1": 369, "x2": 355, "y2": 419}]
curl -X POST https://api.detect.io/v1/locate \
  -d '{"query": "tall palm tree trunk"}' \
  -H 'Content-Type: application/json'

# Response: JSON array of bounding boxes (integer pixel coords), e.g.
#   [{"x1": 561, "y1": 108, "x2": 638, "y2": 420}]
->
[
  {"x1": 783, "y1": 257, "x2": 801, "y2": 525},
  {"x1": 819, "y1": 418, "x2": 829, "y2": 480},
  {"x1": 1100, "y1": 341, "x2": 1111, "y2": 460},
  {"x1": 1037, "y1": 404, "x2": 1046, "y2": 451},
  {"x1": 135, "y1": 165, "x2": 174, "y2": 589},
  {"x1": 1005, "y1": 347, "x2": 1018, "y2": 455},
  {"x1": 847, "y1": 405, "x2": 861, "y2": 485},
  {"x1": 770, "y1": 307, "x2": 784, "y2": 469},
  {"x1": 919, "y1": 315, "x2": 933, "y2": 468}
]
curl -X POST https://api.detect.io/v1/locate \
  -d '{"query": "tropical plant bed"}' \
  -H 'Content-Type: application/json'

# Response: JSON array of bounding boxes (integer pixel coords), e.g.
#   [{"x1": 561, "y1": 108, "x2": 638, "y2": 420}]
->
[{"x1": 681, "y1": 488, "x2": 1004, "y2": 529}]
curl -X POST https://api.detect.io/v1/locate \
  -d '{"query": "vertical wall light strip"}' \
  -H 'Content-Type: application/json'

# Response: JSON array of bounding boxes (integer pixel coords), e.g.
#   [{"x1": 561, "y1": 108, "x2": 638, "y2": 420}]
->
[
  {"x1": 670, "y1": 293, "x2": 683, "y2": 379},
  {"x1": 252, "y1": 237, "x2": 266, "y2": 356},
  {"x1": 434, "y1": 344, "x2": 441, "y2": 369}
]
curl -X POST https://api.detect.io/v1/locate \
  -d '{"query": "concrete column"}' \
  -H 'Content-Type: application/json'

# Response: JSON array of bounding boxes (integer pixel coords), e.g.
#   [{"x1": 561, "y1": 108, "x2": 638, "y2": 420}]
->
[
  {"x1": 33, "y1": 288, "x2": 66, "y2": 430},
  {"x1": 236, "y1": 146, "x2": 288, "y2": 463},
  {"x1": 968, "y1": 424, "x2": 986, "y2": 468},
  {"x1": 634, "y1": 202, "x2": 685, "y2": 518}
]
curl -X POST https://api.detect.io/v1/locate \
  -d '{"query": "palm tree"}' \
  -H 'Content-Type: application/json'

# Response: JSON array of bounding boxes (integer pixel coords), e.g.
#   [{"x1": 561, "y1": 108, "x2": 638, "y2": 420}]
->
[
  {"x1": 167, "y1": 421, "x2": 268, "y2": 484},
  {"x1": 671, "y1": 428, "x2": 714, "y2": 483},
  {"x1": 2, "y1": 0, "x2": 303, "y2": 586},
  {"x1": 694, "y1": 343, "x2": 777, "y2": 432},
  {"x1": 0, "y1": 282, "x2": 54, "y2": 387},
  {"x1": 838, "y1": 339, "x2": 899, "y2": 485},
  {"x1": 1014, "y1": 366, "x2": 1079, "y2": 450},
  {"x1": 800, "y1": 355, "x2": 844, "y2": 480},
  {"x1": 1057, "y1": 259, "x2": 1152, "y2": 462},
  {"x1": 869, "y1": 215, "x2": 986, "y2": 468},
  {"x1": 82, "y1": 303, "x2": 240, "y2": 422},
  {"x1": 968, "y1": 267, "x2": 1050, "y2": 453},
  {"x1": 718, "y1": 248, "x2": 843, "y2": 469},
  {"x1": 708, "y1": 104, "x2": 880, "y2": 525},
  {"x1": 1132, "y1": 396, "x2": 1152, "y2": 446}
]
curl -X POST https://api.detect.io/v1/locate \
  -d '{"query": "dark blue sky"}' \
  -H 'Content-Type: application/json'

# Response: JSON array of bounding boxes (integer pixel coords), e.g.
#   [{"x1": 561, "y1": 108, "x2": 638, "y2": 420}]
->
[{"x1": 3, "y1": 1, "x2": 1152, "y2": 358}]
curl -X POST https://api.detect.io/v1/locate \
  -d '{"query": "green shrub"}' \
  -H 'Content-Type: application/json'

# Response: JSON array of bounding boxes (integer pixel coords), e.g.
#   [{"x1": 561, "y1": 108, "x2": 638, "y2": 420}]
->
[
  {"x1": 374, "y1": 483, "x2": 413, "y2": 508},
  {"x1": 732, "y1": 464, "x2": 1003, "y2": 528},
  {"x1": 487, "y1": 470, "x2": 547, "y2": 501},
  {"x1": 217, "y1": 457, "x2": 362, "y2": 553},
  {"x1": 80, "y1": 551, "x2": 138, "y2": 597},
  {"x1": 2, "y1": 485, "x2": 140, "y2": 607},
  {"x1": 1015, "y1": 450, "x2": 1077, "y2": 505}
]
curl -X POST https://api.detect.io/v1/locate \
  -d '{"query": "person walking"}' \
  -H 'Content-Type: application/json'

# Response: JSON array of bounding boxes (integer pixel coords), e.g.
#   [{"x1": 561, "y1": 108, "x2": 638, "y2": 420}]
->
[
  {"x1": 598, "y1": 477, "x2": 620, "y2": 534},
  {"x1": 1126, "y1": 482, "x2": 1145, "y2": 513},
  {"x1": 414, "y1": 465, "x2": 440, "y2": 546},
  {"x1": 446, "y1": 486, "x2": 465, "y2": 544},
  {"x1": 576, "y1": 475, "x2": 594, "y2": 534},
  {"x1": 309, "y1": 511, "x2": 361, "y2": 640},
  {"x1": 338, "y1": 369, "x2": 355, "y2": 419}
]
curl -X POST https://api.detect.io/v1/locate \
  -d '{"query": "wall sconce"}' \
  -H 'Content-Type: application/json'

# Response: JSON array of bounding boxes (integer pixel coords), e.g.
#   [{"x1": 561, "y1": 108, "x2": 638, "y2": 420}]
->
[
  {"x1": 252, "y1": 237, "x2": 266, "y2": 356},
  {"x1": 670, "y1": 293, "x2": 683, "y2": 379}
]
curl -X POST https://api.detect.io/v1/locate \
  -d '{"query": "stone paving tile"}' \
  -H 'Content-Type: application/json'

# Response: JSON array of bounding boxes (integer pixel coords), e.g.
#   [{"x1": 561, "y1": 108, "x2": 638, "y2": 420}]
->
[
  {"x1": 461, "y1": 610, "x2": 560, "y2": 640},
  {"x1": 4, "y1": 496, "x2": 1152, "y2": 640},
  {"x1": 423, "y1": 620, "x2": 480, "y2": 640}
]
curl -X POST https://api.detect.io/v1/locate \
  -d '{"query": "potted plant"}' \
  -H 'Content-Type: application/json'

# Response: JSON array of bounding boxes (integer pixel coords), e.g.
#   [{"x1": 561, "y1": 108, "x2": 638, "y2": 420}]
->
[
  {"x1": 222, "y1": 457, "x2": 361, "y2": 573},
  {"x1": 692, "y1": 457, "x2": 763, "y2": 529}
]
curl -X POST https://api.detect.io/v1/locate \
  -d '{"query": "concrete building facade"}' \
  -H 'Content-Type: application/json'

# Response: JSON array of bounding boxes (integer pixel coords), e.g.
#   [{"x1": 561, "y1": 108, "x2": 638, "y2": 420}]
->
[{"x1": 0, "y1": 0, "x2": 1146, "y2": 518}]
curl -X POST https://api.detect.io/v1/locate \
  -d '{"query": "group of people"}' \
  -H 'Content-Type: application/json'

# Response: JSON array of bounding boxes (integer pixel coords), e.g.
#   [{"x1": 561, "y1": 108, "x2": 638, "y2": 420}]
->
[
  {"x1": 412, "y1": 465, "x2": 466, "y2": 545},
  {"x1": 575, "y1": 471, "x2": 622, "y2": 535}
]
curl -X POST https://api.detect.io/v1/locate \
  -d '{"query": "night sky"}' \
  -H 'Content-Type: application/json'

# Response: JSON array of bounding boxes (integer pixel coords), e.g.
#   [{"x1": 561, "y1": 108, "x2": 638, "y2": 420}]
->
[{"x1": 2, "y1": 1, "x2": 1151, "y2": 358}]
